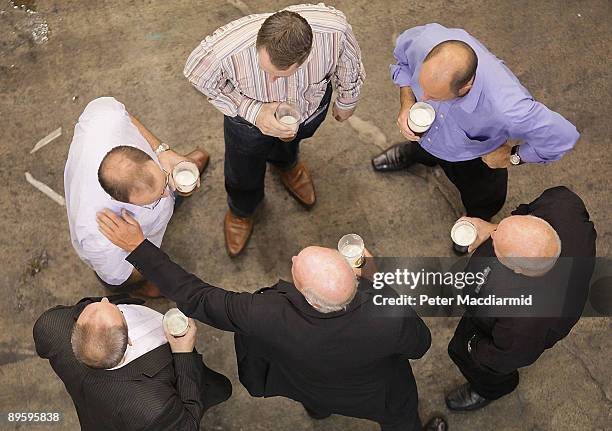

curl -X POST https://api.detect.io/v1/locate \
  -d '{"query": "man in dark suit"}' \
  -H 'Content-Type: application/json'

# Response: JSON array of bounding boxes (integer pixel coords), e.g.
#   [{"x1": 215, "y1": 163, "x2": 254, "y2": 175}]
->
[
  {"x1": 444, "y1": 186, "x2": 597, "y2": 411},
  {"x1": 95, "y1": 208, "x2": 447, "y2": 431},
  {"x1": 33, "y1": 294, "x2": 232, "y2": 431}
]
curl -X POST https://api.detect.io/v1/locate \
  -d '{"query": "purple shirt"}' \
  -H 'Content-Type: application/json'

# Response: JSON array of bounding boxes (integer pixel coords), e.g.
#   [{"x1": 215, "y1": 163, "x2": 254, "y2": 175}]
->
[{"x1": 390, "y1": 23, "x2": 579, "y2": 163}]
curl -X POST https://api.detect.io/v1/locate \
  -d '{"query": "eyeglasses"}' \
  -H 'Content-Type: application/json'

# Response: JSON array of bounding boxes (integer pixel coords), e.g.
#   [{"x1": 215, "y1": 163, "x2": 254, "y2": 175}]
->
[{"x1": 142, "y1": 169, "x2": 170, "y2": 210}]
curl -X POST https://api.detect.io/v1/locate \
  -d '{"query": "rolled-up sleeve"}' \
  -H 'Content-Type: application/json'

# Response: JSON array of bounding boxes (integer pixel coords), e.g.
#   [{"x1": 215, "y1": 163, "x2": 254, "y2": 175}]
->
[
  {"x1": 389, "y1": 26, "x2": 427, "y2": 87},
  {"x1": 184, "y1": 40, "x2": 262, "y2": 124},
  {"x1": 334, "y1": 25, "x2": 366, "y2": 110},
  {"x1": 505, "y1": 96, "x2": 580, "y2": 164}
]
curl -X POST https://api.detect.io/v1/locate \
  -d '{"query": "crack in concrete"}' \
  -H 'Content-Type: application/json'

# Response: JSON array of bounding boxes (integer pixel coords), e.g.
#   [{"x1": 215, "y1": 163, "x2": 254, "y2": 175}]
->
[
  {"x1": 560, "y1": 343, "x2": 612, "y2": 408},
  {"x1": 346, "y1": 114, "x2": 463, "y2": 218},
  {"x1": 425, "y1": 168, "x2": 464, "y2": 218}
]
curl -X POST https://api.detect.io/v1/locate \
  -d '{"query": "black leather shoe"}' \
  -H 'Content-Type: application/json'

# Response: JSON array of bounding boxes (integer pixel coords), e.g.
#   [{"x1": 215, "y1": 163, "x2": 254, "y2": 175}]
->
[
  {"x1": 424, "y1": 416, "x2": 448, "y2": 431},
  {"x1": 445, "y1": 383, "x2": 491, "y2": 411},
  {"x1": 371, "y1": 143, "x2": 413, "y2": 171}
]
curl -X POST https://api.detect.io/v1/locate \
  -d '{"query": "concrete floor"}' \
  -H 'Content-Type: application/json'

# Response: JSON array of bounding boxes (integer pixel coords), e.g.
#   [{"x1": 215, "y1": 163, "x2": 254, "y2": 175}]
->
[{"x1": 1, "y1": 0, "x2": 611, "y2": 430}]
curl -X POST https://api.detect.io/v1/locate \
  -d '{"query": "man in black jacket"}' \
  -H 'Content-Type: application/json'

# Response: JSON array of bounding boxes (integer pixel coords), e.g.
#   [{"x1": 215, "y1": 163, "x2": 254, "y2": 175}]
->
[
  {"x1": 444, "y1": 186, "x2": 597, "y2": 411},
  {"x1": 33, "y1": 294, "x2": 232, "y2": 431},
  {"x1": 96, "y1": 208, "x2": 446, "y2": 431}
]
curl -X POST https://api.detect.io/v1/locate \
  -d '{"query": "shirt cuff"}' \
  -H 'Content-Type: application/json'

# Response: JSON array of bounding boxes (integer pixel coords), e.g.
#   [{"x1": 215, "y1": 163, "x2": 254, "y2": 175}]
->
[
  {"x1": 172, "y1": 351, "x2": 203, "y2": 374},
  {"x1": 389, "y1": 64, "x2": 413, "y2": 87},
  {"x1": 334, "y1": 98, "x2": 357, "y2": 111},
  {"x1": 516, "y1": 143, "x2": 544, "y2": 164},
  {"x1": 126, "y1": 239, "x2": 157, "y2": 272},
  {"x1": 238, "y1": 98, "x2": 264, "y2": 125}
]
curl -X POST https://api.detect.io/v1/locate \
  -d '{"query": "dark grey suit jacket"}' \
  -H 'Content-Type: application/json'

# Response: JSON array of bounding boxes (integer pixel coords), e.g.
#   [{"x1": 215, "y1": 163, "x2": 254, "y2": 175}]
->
[{"x1": 33, "y1": 295, "x2": 231, "y2": 431}]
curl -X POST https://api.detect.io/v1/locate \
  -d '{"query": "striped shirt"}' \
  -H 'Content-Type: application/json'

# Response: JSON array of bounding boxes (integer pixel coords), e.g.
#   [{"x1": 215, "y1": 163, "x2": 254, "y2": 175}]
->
[{"x1": 184, "y1": 3, "x2": 366, "y2": 125}]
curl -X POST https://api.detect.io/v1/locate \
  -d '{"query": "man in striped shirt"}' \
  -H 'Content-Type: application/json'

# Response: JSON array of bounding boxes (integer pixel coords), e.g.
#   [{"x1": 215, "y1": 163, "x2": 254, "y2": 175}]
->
[{"x1": 184, "y1": 3, "x2": 365, "y2": 256}]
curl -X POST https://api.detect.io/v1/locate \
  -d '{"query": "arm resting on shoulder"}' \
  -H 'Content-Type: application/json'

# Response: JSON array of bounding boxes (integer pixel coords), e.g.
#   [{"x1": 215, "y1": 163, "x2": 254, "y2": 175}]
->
[{"x1": 127, "y1": 240, "x2": 254, "y2": 334}]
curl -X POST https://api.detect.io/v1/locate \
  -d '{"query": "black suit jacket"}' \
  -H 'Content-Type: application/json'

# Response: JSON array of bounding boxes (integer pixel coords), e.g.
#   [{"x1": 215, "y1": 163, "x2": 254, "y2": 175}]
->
[
  {"x1": 33, "y1": 295, "x2": 214, "y2": 431},
  {"x1": 127, "y1": 245, "x2": 431, "y2": 421},
  {"x1": 465, "y1": 186, "x2": 597, "y2": 374}
]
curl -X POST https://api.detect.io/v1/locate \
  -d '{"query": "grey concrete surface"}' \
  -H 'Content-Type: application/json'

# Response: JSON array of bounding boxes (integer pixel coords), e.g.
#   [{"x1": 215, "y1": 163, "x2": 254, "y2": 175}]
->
[{"x1": 1, "y1": 0, "x2": 610, "y2": 430}]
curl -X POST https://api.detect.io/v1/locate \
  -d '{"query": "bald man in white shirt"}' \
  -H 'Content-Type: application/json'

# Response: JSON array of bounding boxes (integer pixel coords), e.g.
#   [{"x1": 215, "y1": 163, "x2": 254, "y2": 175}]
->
[{"x1": 64, "y1": 97, "x2": 209, "y2": 297}]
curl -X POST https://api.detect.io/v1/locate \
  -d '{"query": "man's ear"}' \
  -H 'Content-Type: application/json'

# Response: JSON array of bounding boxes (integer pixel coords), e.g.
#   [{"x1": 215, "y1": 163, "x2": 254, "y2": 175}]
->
[{"x1": 458, "y1": 81, "x2": 473, "y2": 97}]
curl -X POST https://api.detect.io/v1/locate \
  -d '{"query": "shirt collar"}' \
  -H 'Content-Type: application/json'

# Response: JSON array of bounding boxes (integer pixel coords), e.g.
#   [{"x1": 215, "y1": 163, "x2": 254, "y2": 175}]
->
[
  {"x1": 457, "y1": 65, "x2": 483, "y2": 113},
  {"x1": 280, "y1": 279, "x2": 372, "y2": 319}
]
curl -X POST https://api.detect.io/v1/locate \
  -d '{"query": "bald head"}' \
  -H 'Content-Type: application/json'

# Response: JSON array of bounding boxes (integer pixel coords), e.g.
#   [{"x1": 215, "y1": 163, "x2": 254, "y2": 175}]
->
[
  {"x1": 71, "y1": 298, "x2": 128, "y2": 369},
  {"x1": 291, "y1": 246, "x2": 358, "y2": 313},
  {"x1": 419, "y1": 40, "x2": 478, "y2": 100},
  {"x1": 492, "y1": 215, "x2": 562, "y2": 276},
  {"x1": 98, "y1": 145, "x2": 161, "y2": 204}
]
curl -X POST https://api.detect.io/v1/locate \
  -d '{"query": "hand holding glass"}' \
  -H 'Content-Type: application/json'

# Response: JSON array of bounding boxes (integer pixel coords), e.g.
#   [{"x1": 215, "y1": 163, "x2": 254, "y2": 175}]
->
[{"x1": 275, "y1": 102, "x2": 301, "y2": 142}]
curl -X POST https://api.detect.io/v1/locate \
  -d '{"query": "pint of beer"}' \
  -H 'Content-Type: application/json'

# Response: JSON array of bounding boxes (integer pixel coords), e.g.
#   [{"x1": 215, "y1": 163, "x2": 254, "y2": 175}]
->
[
  {"x1": 172, "y1": 161, "x2": 199, "y2": 197},
  {"x1": 408, "y1": 102, "x2": 436, "y2": 136},
  {"x1": 163, "y1": 308, "x2": 189, "y2": 337},
  {"x1": 275, "y1": 102, "x2": 301, "y2": 142},
  {"x1": 338, "y1": 234, "x2": 365, "y2": 268}
]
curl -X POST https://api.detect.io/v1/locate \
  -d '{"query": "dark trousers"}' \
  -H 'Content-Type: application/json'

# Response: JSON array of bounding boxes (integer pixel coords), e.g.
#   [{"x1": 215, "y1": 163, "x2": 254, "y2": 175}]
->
[
  {"x1": 408, "y1": 142, "x2": 508, "y2": 220},
  {"x1": 448, "y1": 317, "x2": 519, "y2": 400},
  {"x1": 302, "y1": 387, "x2": 422, "y2": 431},
  {"x1": 95, "y1": 273, "x2": 144, "y2": 293},
  {"x1": 377, "y1": 412, "x2": 422, "y2": 431},
  {"x1": 224, "y1": 84, "x2": 332, "y2": 217},
  {"x1": 302, "y1": 405, "x2": 422, "y2": 431}
]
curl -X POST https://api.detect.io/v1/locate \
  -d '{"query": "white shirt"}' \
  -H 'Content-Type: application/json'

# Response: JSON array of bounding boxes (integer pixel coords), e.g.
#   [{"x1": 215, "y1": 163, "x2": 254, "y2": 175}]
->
[
  {"x1": 64, "y1": 97, "x2": 175, "y2": 285},
  {"x1": 109, "y1": 304, "x2": 168, "y2": 370}
]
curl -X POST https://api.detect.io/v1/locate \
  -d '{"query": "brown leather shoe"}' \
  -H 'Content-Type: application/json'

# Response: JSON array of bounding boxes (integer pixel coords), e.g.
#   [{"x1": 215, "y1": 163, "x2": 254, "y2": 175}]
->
[
  {"x1": 186, "y1": 148, "x2": 210, "y2": 175},
  {"x1": 224, "y1": 210, "x2": 254, "y2": 257},
  {"x1": 279, "y1": 161, "x2": 316, "y2": 208},
  {"x1": 132, "y1": 281, "x2": 163, "y2": 298}
]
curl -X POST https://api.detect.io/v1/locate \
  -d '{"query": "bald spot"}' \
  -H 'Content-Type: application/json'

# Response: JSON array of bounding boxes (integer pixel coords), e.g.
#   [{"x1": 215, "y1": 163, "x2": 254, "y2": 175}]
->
[
  {"x1": 421, "y1": 40, "x2": 476, "y2": 96},
  {"x1": 293, "y1": 246, "x2": 357, "y2": 307},
  {"x1": 493, "y1": 215, "x2": 560, "y2": 259},
  {"x1": 99, "y1": 151, "x2": 156, "y2": 198},
  {"x1": 76, "y1": 303, "x2": 125, "y2": 363}
]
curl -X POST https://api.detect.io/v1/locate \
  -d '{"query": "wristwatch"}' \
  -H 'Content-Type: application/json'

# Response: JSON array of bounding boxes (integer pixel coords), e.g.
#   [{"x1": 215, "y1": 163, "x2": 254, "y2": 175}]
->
[
  {"x1": 155, "y1": 142, "x2": 169, "y2": 155},
  {"x1": 510, "y1": 145, "x2": 523, "y2": 165}
]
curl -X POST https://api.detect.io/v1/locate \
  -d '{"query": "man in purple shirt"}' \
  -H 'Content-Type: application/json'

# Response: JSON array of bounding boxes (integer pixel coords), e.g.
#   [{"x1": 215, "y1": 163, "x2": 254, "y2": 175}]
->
[{"x1": 372, "y1": 24, "x2": 579, "y2": 226}]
